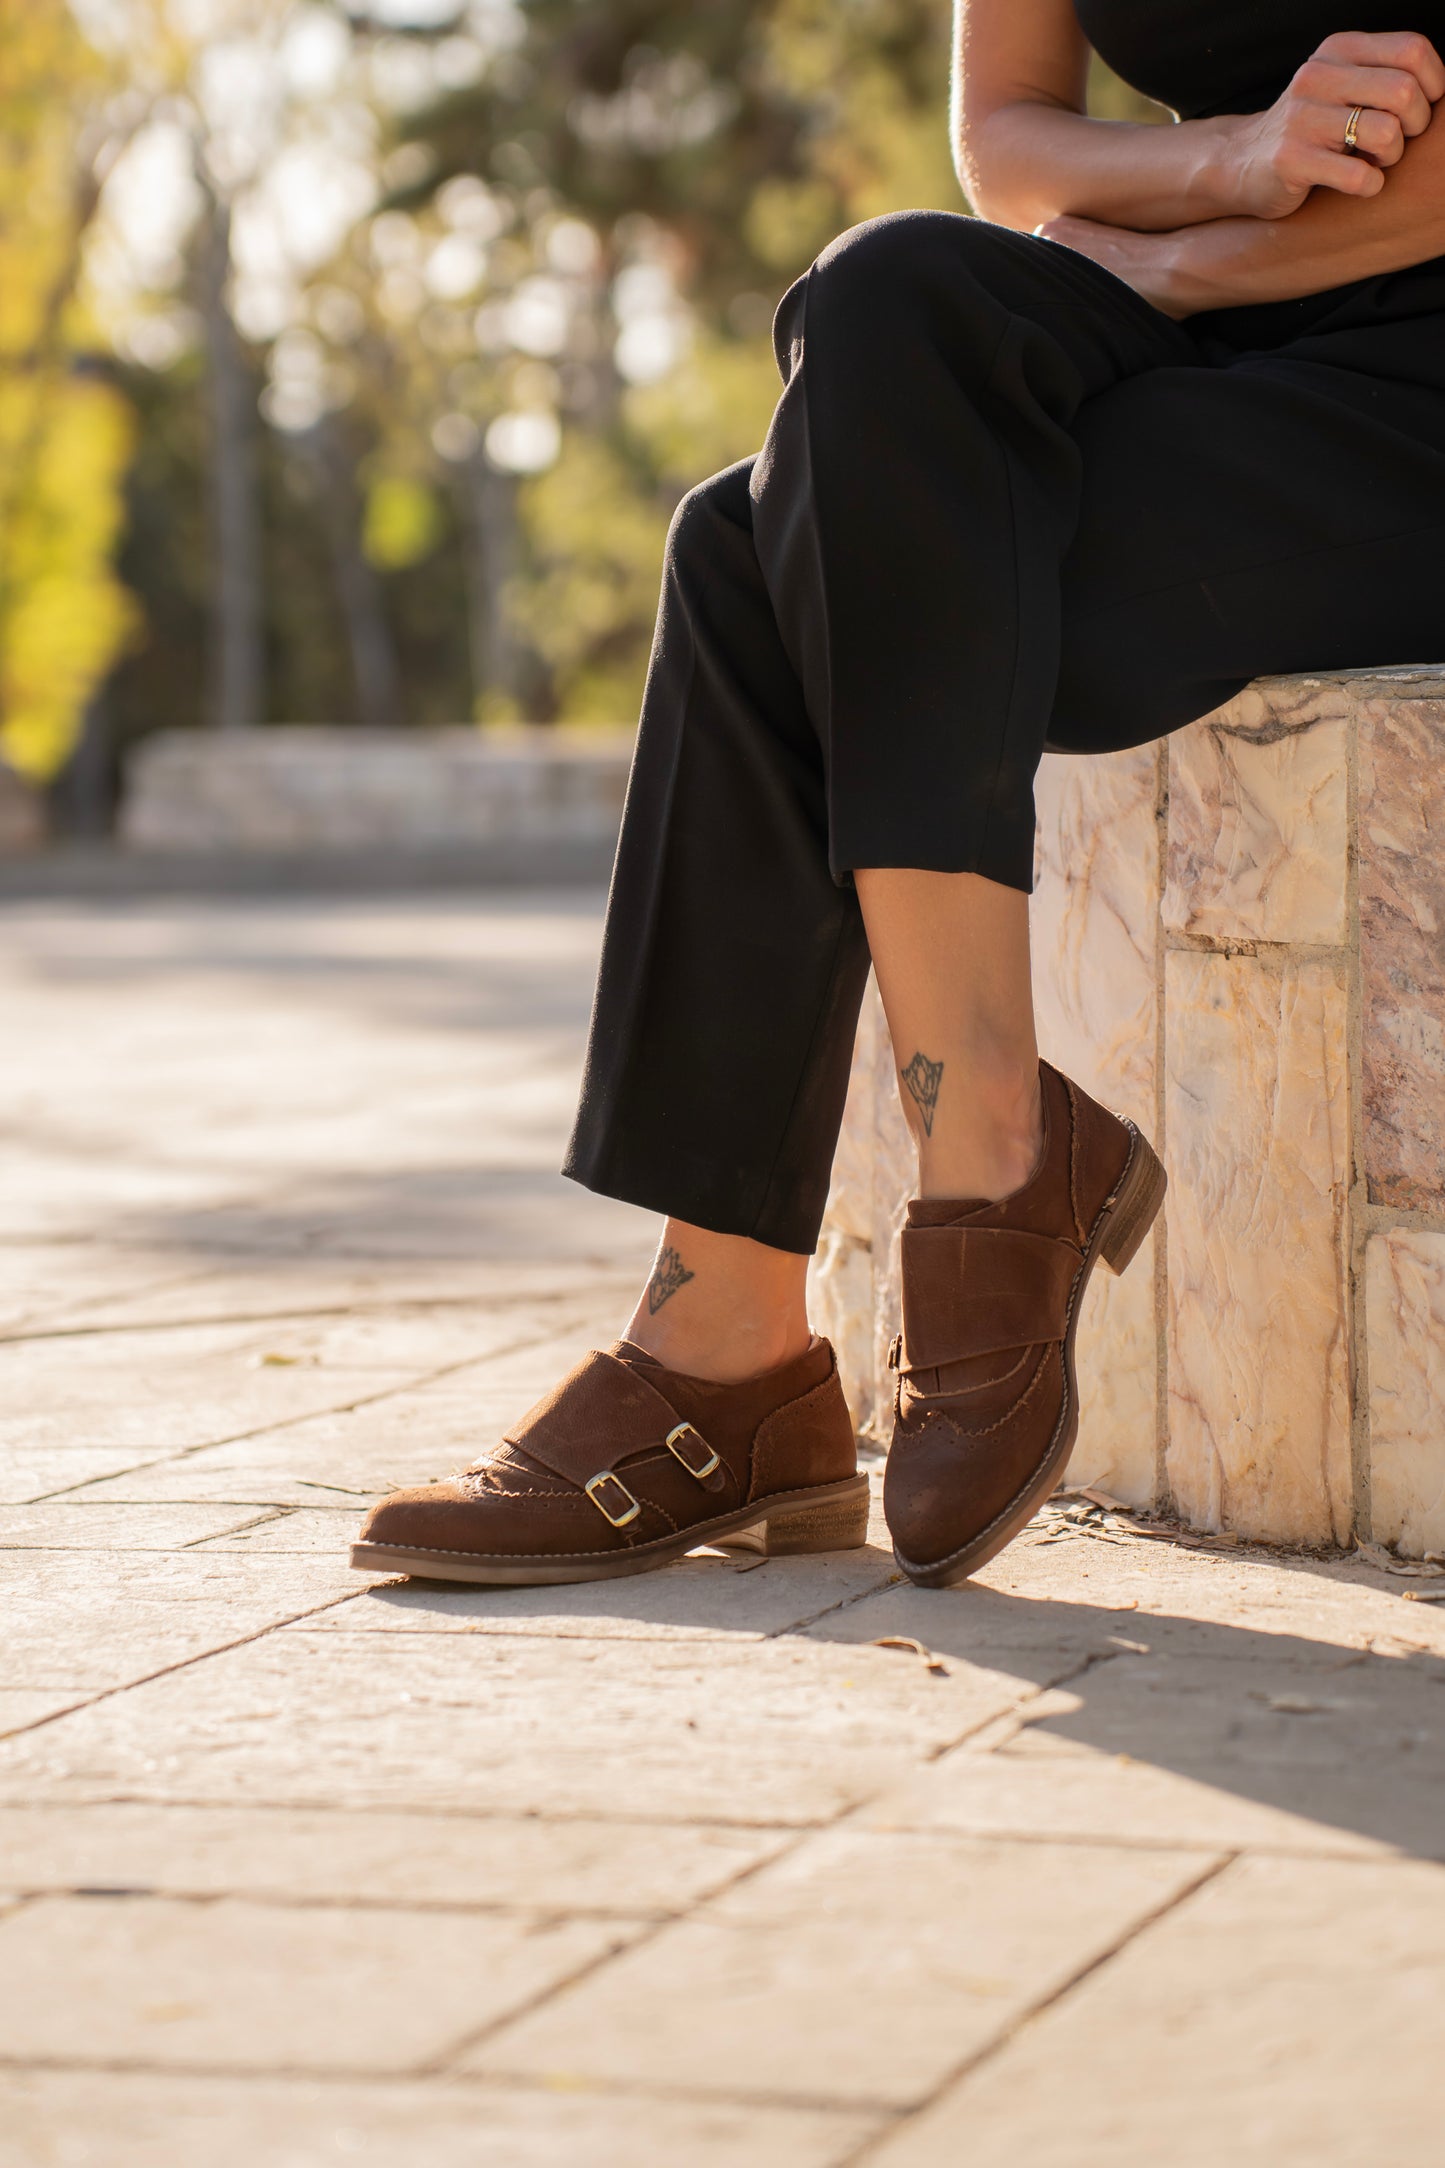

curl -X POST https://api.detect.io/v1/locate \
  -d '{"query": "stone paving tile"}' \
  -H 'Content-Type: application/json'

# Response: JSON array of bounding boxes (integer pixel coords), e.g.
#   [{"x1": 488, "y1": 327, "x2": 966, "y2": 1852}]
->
[
  {"x1": 58, "y1": 1319, "x2": 624, "y2": 1510},
  {"x1": 860, "y1": 1645, "x2": 1445, "y2": 1861},
  {"x1": 0, "y1": 1892, "x2": 641, "y2": 2074},
  {"x1": 0, "y1": 1552, "x2": 357, "y2": 1693},
  {"x1": 0, "y1": 1801, "x2": 787, "y2": 1915},
  {"x1": 0, "y1": 1245, "x2": 206, "y2": 1338},
  {"x1": 869, "y1": 1853, "x2": 1445, "y2": 2166},
  {"x1": 0, "y1": 1318, "x2": 426, "y2": 1467},
  {"x1": 0, "y1": 1503, "x2": 277, "y2": 1550},
  {"x1": 472, "y1": 1828, "x2": 1217, "y2": 2108},
  {"x1": 188, "y1": 1507, "x2": 366, "y2": 1551},
  {"x1": 1, "y1": 1444, "x2": 197, "y2": 1507},
  {"x1": 0, "y1": 1627, "x2": 1043, "y2": 1821},
  {"x1": 822, "y1": 1525, "x2": 1445, "y2": 1659},
  {"x1": 0, "y1": 2070, "x2": 877, "y2": 2168},
  {"x1": 0, "y1": 1692, "x2": 88, "y2": 1739},
  {"x1": 18, "y1": 1257, "x2": 640, "y2": 1338},
  {"x1": 315, "y1": 1545, "x2": 899, "y2": 1641}
]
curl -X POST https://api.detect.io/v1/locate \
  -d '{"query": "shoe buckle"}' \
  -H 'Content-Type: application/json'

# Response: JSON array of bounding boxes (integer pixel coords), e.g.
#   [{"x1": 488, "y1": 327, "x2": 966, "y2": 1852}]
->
[
  {"x1": 665, "y1": 1421, "x2": 721, "y2": 1482},
  {"x1": 584, "y1": 1470, "x2": 642, "y2": 1527},
  {"x1": 886, "y1": 1333, "x2": 903, "y2": 1371}
]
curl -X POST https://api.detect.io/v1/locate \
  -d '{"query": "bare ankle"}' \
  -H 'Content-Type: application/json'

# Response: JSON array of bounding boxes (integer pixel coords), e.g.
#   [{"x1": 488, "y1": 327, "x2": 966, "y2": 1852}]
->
[
  {"x1": 917, "y1": 1064, "x2": 1043, "y2": 1204},
  {"x1": 621, "y1": 1223, "x2": 812, "y2": 1384},
  {"x1": 625, "y1": 1310, "x2": 811, "y2": 1383}
]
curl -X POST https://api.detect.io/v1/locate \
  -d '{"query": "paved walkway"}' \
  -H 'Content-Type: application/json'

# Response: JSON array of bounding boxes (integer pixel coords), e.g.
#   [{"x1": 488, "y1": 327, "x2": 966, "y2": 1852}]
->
[{"x1": 3, "y1": 893, "x2": 1443, "y2": 2167}]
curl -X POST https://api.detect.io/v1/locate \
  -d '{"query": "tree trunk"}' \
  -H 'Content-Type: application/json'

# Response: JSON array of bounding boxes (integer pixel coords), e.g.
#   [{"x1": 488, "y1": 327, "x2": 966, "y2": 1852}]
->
[
  {"x1": 458, "y1": 449, "x2": 520, "y2": 721},
  {"x1": 301, "y1": 421, "x2": 402, "y2": 729},
  {"x1": 198, "y1": 189, "x2": 264, "y2": 732}
]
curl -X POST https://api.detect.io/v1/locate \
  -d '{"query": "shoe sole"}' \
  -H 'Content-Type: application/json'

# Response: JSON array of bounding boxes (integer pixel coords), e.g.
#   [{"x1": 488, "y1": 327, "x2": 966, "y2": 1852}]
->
[
  {"x1": 349, "y1": 1473, "x2": 872, "y2": 1586},
  {"x1": 893, "y1": 1122, "x2": 1167, "y2": 1590}
]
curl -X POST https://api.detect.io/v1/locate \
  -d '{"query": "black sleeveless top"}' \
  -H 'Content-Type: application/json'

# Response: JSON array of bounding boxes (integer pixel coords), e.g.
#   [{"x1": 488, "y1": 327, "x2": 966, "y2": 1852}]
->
[
  {"x1": 1073, "y1": 1, "x2": 1445, "y2": 344},
  {"x1": 1076, "y1": 0, "x2": 1445, "y2": 120}
]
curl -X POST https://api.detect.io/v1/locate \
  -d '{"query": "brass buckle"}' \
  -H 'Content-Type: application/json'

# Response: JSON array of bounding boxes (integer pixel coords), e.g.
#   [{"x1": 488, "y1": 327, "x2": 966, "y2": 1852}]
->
[
  {"x1": 584, "y1": 1470, "x2": 642, "y2": 1527},
  {"x1": 665, "y1": 1421, "x2": 721, "y2": 1482}
]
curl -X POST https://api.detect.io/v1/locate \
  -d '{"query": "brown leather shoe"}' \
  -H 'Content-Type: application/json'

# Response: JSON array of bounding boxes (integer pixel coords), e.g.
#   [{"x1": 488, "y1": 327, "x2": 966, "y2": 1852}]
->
[
  {"x1": 351, "y1": 1336, "x2": 868, "y2": 1585},
  {"x1": 884, "y1": 1061, "x2": 1165, "y2": 1589}
]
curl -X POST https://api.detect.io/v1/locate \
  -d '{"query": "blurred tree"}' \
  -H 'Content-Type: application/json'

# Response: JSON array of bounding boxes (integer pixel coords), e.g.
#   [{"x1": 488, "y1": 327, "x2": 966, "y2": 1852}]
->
[
  {"x1": 386, "y1": 0, "x2": 961, "y2": 723},
  {"x1": 50, "y1": 0, "x2": 1166, "y2": 799},
  {"x1": 0, "y1": 3, "x2": 138, "y2": 786}
]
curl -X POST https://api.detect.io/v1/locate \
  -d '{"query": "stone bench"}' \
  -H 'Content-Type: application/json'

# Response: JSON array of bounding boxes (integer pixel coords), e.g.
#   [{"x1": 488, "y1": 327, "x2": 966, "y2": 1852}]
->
[
  {"x1": 809, "y1": 667, "x2": 1445, "y2": 1557},
  {"x1": 118, "y1": 725, "x2": 634, "y2": 881}
]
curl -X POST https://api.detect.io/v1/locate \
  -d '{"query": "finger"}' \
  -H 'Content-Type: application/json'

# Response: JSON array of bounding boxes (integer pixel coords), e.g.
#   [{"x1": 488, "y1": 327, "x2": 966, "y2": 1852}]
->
[
  {"x1": 1313, "y1": 30, "x2": 1445, "y2": 103},
  {"x1": 1294, "y1": 59, "x2": 1434, "y2": 135},
  {"x1": 1300, "y1": 146, "x2": 1389, "y2": 198},
  {"x1": 1310, "y1": 101, "x2": 1407, "y2": 167}
]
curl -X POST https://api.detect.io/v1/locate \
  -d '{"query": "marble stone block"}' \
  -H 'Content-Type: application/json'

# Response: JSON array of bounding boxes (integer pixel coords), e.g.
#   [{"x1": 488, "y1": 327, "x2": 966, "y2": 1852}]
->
[
  {"x1": 1164, "y1": 949, "x2": 1351, "y2": 1545},
  {"x1": 812, "y1": 668, "x2": 1445, "y2": 1557},
  {"x1": 1365, "y1": 1230, "x2": 1445, "y2": 1558},
  {"x1": 1163, "y1": 678, "x2": 1349, "y2": 945},
  {"x1": 1357, "y1": 681, "x2": 1445, "y2": 1211},
  {"x1": 1032, "y1": 746, "x2": 1162, "y2": 1506}
]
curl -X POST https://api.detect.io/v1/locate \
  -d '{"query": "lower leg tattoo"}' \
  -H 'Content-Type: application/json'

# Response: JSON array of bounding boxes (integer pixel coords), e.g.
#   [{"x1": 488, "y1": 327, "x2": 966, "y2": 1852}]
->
[
  {"x1": 647, "y1": 1244, "x2": 695, "y2": 1314},
  {"x1": 900, "y1": 1050, "x2": 945, "y2": 1136}
]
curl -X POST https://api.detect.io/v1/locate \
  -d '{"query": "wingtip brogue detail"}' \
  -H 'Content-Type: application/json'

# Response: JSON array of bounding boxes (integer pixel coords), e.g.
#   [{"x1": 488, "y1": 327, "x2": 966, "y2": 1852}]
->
[
  {"x1": 884, "y1": 1061, "x2": 1166, "y2": 1589},
  {"x1": 352, "y1": 1334, "x2": 869, "y2": 1586}
]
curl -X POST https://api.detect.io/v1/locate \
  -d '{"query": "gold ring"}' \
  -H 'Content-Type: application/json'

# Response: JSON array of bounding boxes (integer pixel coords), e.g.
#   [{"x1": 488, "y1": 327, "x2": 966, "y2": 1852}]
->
[{"x1": 1344, "y1": 104, "x2": 1365, "y2": 153}]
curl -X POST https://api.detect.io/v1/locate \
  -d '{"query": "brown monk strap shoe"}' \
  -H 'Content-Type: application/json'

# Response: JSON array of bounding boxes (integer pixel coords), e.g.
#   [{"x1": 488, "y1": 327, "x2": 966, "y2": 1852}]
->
[
  {"x1": 884, "y1": 1060, "x2": 1165, "y2": 1590},
  {"x1": 351, "y1": 1335, "x2": 868, "y2": 1586}
]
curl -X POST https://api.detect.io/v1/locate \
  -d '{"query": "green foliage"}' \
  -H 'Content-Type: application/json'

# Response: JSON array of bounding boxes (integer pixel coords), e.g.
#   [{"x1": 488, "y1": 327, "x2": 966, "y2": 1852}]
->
[
  {"x1": 394, "y1": 0, "x2": 960, "y2": 723},
  {"x1": 513, "y1": 431, "x2": 673, "y2": 724},
  {"x1": 624, "y1": 329, "x2": 782, "y2": 492}
]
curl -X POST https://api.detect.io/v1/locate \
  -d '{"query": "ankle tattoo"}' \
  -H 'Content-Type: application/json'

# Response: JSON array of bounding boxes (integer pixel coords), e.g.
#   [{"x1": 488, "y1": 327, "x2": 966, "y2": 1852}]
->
[
  {"x1": 901, "y1": 1051, "x2": 944, "y2": 1136},
  {"x1": 647, "y1": 1245, "x2": 695, "y2": 1314}
]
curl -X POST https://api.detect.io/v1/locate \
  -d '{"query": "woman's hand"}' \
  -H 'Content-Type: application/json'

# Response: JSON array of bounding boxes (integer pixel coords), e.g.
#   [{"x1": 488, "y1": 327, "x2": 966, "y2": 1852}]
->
[
  {"x1": 1225, "y1": 31, "x2": 1445, "y2": 216},
  {"x1": 1034, "y1": 217, "x2": 1190, "y2": 316}
]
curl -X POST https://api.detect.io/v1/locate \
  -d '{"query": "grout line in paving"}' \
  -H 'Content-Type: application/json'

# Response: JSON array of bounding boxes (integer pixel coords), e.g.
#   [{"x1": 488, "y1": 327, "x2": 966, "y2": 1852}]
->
[
  {"x1": 421, "y1": 1820, "x2": 823, "y2": 2079},
  {"x1": 0, "y1": 2050, "x2": 906, "y2": 2121},
  {"x1": 837, "y1": 1848, "x2": 1240, "y2": 2167},
  {"x1": 23, "y1": 1304, "x2": 611, "y2": 1506},
  {"x1": 414, "y1": 1640, "x2": 1119, "y2": 2084},
  {"x1": 176, "y1": 1509, "x2": 294, "y2": 1548},
  {"x1": 0, "y1": 1275, "x2": 640, "y2": 1349},
  {"x1": 4, "y1": 1888, "x2": 689, "y2": 1922},
  {"x1": 762, "y1": 1574, "x2": 902, "y2": 1638},
  {"x1": 0, "y1": 1586, "x2": 372, "y2": 1745}
]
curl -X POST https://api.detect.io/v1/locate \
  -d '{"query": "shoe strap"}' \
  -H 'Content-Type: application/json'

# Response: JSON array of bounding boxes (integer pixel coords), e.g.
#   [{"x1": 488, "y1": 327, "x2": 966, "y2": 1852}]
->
[
  {"x1": 499, "y1": 1348, "x2": 734, "y2": 1511},
  {"x1": 899, "y1": 1223, "x2": 1080, "y2": 1371}
]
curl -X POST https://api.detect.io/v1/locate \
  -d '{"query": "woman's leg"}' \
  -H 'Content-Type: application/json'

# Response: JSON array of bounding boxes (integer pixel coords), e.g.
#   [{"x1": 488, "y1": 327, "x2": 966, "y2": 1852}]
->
[
  {"x1": 622, "y1": 866, "x2": 1044, "y2": 1380},
  {"x1": 854, "y1": 870, "x2": 1041, "y2": 1203},
  {"x1": 571, "y1": 217, "x2": 1195, "y2": 1382}
]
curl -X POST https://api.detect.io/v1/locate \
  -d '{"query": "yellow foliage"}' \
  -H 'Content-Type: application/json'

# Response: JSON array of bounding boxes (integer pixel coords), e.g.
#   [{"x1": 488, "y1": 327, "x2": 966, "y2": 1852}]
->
[
  {"x1": 362, "y1": 474, "x2": 444, "y2": 570},
  {"x1": 0, "y1": 375, "x2": 139, "y2": 780},
  {"x1": 0, "y1": 0, "x2": 137, "y2": 782}
]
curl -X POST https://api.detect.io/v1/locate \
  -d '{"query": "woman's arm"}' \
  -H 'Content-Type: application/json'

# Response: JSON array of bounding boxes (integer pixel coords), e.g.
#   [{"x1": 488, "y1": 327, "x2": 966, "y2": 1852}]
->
[
  {"x1": 956, "y1": 0, "x2": 1443, "y2": 232},
  {"x1": 1041, "y1": 100, "x2": 1445, "y2": 315}
]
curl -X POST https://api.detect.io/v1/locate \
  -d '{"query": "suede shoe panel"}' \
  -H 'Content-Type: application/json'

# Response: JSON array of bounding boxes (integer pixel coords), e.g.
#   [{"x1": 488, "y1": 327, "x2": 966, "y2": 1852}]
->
[
  {"x1": 356, "y1": 1335, "x2": 855, "y2": 1570},
  {"x1": 885, "y1": 1061, "x2": 1152, "y2": 1582},
  {"x1": 749, "y1": 1365, "x2": 859, "y2": 1501}
]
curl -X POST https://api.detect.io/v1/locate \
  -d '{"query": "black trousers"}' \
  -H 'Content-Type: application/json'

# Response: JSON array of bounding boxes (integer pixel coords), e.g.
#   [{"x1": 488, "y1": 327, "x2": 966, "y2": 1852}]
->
[{"x1": 564, "y1": 212, "x2": 1445, "y2": 1253}]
